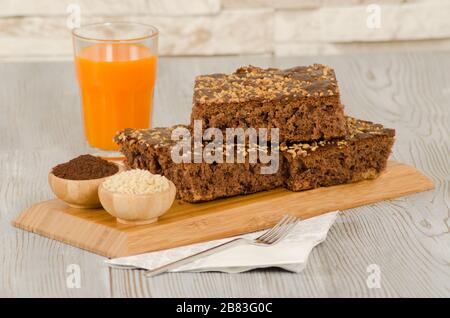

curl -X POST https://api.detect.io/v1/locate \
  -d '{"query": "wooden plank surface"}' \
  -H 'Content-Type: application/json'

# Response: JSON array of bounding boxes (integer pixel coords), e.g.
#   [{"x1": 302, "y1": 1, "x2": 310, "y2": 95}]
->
[
  {"x1": 0, "y1": 52, "x2": 449, "y2": 297},
  {"x1": 12, "y1": 161, "x2": 434, "y2": 258}
]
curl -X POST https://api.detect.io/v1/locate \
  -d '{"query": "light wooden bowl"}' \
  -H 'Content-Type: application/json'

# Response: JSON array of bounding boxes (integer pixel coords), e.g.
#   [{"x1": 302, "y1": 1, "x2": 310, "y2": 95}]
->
[
  {"x1": 48, "y1": 162, "x2": 124, "y2": 209},
  {"x1": 98, "y1": 181, "x2": 176, "y2": 225}
]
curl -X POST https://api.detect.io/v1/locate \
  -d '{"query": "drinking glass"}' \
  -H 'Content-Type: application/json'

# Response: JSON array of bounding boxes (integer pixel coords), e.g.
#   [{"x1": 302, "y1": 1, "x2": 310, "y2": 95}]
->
[{"x1": 72, "y1": 22, "x2": 158, "y2": 153}]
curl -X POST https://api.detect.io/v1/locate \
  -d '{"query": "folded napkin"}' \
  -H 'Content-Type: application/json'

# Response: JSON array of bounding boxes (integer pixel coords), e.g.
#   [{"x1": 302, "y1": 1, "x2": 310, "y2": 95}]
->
[{"x1": 106, "y1": 211, "x2": 338, "y2": 273}]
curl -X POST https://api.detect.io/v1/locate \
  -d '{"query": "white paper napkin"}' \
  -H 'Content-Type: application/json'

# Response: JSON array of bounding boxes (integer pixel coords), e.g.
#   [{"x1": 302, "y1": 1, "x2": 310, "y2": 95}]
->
[{"x1": 106, "y1": 211, "x2": 338, "y2": 273}]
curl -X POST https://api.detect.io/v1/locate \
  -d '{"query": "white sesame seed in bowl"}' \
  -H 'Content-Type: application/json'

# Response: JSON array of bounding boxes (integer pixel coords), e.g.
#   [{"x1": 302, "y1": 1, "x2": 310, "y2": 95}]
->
[
  {"x1": 98, "y1": 169, "x2": 176, "y2": 225},
  {"x1": 102, "y1": 169, "x2": 170, "y2": 195}
]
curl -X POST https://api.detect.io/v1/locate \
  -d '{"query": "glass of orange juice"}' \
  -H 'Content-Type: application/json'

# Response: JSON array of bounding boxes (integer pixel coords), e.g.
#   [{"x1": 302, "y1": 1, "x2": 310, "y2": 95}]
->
[{"x1": 72, "y1": 22, "x2": 158, "y2": 153}]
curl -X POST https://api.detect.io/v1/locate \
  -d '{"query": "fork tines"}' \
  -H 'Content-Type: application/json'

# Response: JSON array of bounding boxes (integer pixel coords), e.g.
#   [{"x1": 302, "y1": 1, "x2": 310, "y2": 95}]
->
[{"x1": 257, "y1": 215, "x2": 300, "y2": 245}]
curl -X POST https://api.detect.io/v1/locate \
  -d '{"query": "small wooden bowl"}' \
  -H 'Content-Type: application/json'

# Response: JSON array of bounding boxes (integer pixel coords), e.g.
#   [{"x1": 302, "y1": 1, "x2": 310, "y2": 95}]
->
[
  {"x1": 98, "y1": 181, "x2": 176, "y2": 225},
  {"x1": 48, "y1": 163, "x2": 124, "y2": 209}
]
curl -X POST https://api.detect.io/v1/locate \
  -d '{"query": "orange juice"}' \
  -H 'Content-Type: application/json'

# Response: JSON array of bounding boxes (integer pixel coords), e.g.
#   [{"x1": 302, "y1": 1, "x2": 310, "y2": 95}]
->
[{"x1": 75, "y1": 43, "x2": 157, "y2": 150}]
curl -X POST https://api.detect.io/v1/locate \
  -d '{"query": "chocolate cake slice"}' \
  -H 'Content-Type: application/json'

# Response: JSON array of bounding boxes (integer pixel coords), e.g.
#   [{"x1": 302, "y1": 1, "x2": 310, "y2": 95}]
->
[
  {"x1": 282, "y1": 117, "x2": 395, "y2": 191},
  {"x1": 191, "y1": 64, "x2": 347, "y2": 143},
  {"x1": 115, "y1": 118, "x2": 395, "y2": 203},
  {"x1": 114, "y1": 126, "x2": 285, "y2": 202}
]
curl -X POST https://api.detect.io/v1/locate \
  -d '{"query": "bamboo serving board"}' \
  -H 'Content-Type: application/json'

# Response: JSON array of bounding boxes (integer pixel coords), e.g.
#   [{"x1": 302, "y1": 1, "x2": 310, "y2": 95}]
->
[{"x1": 12, "y1": 161, "x2": 434, "y2": 258}]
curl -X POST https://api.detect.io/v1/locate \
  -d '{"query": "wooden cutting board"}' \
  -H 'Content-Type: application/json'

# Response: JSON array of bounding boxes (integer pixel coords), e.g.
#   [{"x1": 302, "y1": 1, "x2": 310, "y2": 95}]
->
[{"x1": 12, "y1": 161, "x2": 434, "y2": 258}]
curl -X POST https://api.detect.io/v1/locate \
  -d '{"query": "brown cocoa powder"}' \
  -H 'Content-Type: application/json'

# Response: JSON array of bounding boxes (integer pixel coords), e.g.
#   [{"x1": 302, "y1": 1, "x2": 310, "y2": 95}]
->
[{"x1": 52, "y1": 154, "x2": 118, "y2": 180}]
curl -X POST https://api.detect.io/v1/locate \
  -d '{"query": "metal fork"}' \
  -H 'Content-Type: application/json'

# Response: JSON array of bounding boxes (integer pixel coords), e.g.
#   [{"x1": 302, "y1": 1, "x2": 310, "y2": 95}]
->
[{"x1": 145, "y1": 214, "x2": 300, "y2": 277}]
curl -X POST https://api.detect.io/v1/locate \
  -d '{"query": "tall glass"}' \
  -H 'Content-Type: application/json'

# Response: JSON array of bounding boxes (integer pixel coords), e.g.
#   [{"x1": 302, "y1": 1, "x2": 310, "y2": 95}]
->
[{"x1": 72, "y1": 22, "x2": 158, "y2": 152}]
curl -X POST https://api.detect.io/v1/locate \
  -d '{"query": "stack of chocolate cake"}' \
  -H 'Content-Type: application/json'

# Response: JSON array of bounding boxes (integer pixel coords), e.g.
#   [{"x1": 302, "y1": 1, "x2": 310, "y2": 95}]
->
[{"x1": 115, "y1": 64, "x2": 395, "y2": 202}]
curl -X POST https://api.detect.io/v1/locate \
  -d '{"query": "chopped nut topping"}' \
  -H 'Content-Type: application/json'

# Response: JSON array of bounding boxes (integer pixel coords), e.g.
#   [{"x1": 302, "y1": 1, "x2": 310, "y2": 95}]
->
[
  {"x1": 193, "y1": 64, "x2": 339, "y2": 105},
  {"x1": 280, "y1": 117, "x2": 394, "y2": 160}
]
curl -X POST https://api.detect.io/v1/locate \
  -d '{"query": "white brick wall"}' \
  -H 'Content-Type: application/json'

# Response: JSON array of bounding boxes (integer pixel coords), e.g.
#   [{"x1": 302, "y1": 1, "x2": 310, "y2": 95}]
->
[
  {"x1": 0, "y1": 0, "x2": 221, "y2": 16},
  {"x1": 0, "y1": 0, "x2": 449, "y2": 60}
]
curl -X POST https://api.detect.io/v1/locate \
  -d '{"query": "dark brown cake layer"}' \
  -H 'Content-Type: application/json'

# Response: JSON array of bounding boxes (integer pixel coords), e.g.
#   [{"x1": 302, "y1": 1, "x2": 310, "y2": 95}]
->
[
  {"x1": 114, "y1": 117, "x2": 395, "y2": 202},
  {"x1": 282, "y1": 117, "x2": 395, "y2": 191},
  {"x1": 191, "y1": 64, "x2": 347, "y2": 142},
  {"x1": 114, "y1": 126, "x2": 285, "y2": 202}
]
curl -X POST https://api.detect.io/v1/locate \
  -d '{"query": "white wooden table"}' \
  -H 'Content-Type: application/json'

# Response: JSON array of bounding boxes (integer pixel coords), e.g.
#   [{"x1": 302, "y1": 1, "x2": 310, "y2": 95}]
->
[{"x1": 0, "y1": 53, "x2": 449, "y2": 297}]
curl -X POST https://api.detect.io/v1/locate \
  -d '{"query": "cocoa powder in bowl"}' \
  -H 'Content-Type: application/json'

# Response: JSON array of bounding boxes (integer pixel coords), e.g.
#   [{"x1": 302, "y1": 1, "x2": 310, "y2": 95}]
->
[{"x1": 52, "y1": 154, "x2": 119, "y2": 180}]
